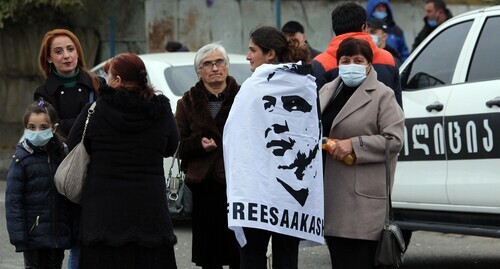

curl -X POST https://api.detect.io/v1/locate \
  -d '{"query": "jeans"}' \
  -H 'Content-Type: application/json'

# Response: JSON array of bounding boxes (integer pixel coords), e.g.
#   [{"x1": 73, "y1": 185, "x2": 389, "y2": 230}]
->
[{"x1": 67, "y1": 247, "x2": 80, "y2": 269}]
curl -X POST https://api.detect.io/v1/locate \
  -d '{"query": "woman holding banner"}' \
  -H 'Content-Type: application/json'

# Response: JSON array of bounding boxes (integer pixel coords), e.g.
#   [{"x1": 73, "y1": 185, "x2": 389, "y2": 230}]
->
[{"x1": 224, "y1": 26, "x2": 323, "y2": 269}]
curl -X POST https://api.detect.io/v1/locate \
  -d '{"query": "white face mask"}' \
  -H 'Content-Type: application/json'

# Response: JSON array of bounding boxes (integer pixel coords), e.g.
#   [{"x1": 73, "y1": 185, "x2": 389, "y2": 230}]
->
[{"x1": 339, "y1": 64, "x2": 367, "y2": 87}]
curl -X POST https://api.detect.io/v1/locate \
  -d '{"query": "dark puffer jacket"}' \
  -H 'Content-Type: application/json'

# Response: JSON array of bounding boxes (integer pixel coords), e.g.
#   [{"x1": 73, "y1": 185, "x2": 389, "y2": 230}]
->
[
  {"x1": 366, "y1": 0, "x2": 410, "y2": 61},
  {"x1": 5, "y1": 140, "x2": 73, "y2": 252}
]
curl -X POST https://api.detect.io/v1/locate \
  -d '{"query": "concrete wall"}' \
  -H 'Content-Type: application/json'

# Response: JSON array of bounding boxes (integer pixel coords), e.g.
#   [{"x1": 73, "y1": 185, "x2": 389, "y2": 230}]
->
[
  {"x1": 0, "y1": 0, "x2": 490, "y2": 174},
  {"x1": 144, "y1": 0, "x2": 485, "y2": 56}
]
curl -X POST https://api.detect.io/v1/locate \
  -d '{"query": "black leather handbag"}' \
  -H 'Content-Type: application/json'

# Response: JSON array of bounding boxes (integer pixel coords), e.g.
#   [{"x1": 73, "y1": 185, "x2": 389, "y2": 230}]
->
[
  {"x1": 166, "y1": 145, "x2": 193, "y2": 220},
  {"x1": 375, "y1": 135, "x2": 406, "y2": 267}
]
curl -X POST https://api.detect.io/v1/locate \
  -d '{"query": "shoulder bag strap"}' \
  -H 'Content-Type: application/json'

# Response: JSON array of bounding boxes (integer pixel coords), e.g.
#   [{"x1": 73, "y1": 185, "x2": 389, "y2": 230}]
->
[
  {"x1": 81, "y1": 102, "x2": 97, "y2": 143},
  {"x1": 167, "y1": 143, "x2": 183, "y2": 201},
  {"x1": 168, "y1": 143, "x2": 181, "y2": 178},
  {"x1": 383, "y1": 134, "x2": 393, "y2": 226}
]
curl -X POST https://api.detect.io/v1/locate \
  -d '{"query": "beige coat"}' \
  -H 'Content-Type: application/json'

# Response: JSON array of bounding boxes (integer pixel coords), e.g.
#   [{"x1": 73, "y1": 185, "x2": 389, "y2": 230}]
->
[{"x1": 319, "y1": 69, "x2": 404, "y2": 241}]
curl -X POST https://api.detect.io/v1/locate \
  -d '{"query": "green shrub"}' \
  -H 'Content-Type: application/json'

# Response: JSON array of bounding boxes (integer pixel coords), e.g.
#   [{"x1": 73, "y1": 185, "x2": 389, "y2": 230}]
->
[{"x1": 0, "y1": 0, "x2": 84, "y2": 28}]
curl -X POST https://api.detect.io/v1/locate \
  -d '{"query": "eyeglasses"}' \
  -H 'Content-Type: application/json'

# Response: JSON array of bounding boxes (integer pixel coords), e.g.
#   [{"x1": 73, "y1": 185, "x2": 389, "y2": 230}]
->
[{"x1": 200, "y1": 59, "x2": 226, "y2": 70}]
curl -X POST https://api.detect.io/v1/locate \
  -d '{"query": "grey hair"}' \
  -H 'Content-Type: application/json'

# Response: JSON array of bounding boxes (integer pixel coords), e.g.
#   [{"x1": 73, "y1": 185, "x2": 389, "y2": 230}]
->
[{"x1": 194, "y1": 42, "x2": 230, "y2": 73}]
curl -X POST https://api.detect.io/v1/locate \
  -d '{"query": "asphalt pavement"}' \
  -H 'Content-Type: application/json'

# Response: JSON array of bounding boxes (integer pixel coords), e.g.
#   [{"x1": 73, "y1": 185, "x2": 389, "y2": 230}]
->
[{"x1": 1, "y1": 179, "x2": 500, "y2": 268}]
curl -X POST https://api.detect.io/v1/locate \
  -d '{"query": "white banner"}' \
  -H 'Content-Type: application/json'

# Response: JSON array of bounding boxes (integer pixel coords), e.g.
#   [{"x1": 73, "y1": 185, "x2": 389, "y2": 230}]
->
[{"x1": 223, "y1": 63, "x2": 324, "y2": 246}]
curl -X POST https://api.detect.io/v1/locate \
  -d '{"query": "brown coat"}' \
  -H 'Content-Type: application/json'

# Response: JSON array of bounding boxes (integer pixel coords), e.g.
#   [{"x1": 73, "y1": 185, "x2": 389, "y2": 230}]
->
[
  {"x1": 175, "y1": 76, "x2": 239, "y2": 183},
  {"x1": 319, "y1": 69, "x2": 404, "y2": 241}
]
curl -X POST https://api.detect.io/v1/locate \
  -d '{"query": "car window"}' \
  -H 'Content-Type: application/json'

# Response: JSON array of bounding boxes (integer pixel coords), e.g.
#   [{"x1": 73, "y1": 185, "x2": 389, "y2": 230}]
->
[
  {"x1": 229, "y1": 64, "x2": 253, "y2": 87},
  {"x1": 467, "y1": 16, "x2": 500, "y2": 82},
  {"x1": 401, "y1": 20, "x2": 473, "y2": 91},
  {"x1": 165, "y1": 64, "x2": 252, "y2": 96},
  {"x1": 164, "y1": 66, "x2": 197, "y2": 96},
  {"x1": 93, "y1": 67, "x2": 107, "y2": 80}
]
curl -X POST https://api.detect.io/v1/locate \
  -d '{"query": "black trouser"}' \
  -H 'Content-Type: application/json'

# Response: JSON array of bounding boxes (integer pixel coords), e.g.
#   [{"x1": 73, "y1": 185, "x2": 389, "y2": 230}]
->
[
  {"x1": 325, "y1": 236, "x2": 380, "y2": 269},
  {"x1": 23, "y1": 248, "x2": 65, "y2": 269},
  {"x1": 239, "y1": 227, "x2": 300, "y2": 269}
]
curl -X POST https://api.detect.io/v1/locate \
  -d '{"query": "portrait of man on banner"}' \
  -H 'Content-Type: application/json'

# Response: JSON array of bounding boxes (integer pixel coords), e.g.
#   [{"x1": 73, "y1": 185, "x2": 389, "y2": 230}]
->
[{"x1": 223, "y1": 63, "x2": 324, "y2": 247}]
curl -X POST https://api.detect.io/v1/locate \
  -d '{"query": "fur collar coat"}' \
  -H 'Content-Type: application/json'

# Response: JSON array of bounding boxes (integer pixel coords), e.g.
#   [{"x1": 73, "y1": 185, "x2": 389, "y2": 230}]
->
[{"x1": 175, "y1": 76, "x2": 240, "y2": 183}]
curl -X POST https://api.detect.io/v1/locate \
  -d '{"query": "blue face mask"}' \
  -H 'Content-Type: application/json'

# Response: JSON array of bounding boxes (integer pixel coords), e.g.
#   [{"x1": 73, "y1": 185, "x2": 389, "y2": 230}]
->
[
  {"x1": 427, "y1": 11, "x2": 440, "y2": 27},
  {"x1": 339, "y1": 64, "x2": 367, "y2": 87},
  {"x1": 370, "y1": 34, "x2": 380, "y2": 47},
  {"x1": 373, "y1": 11, "x2": 388, "y2": 20},
  {"x1": 24, "y1": 129, "x2": 53, "y2": 147}
]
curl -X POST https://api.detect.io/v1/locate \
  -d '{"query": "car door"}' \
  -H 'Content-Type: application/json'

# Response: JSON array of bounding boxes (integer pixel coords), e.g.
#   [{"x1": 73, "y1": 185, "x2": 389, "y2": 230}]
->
[
  {"x1": 393, "y1": 18, "x2": 474, "y2": 208},
  {"x1": 445, "y1": 13, "x2": 500, "y2": 210}
]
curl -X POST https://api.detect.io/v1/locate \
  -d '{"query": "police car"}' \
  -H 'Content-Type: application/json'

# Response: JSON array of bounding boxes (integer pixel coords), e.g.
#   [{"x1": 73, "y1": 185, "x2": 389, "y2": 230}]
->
[{"x1": 392, "y1": 5, "x2": 500, "y2": 241}]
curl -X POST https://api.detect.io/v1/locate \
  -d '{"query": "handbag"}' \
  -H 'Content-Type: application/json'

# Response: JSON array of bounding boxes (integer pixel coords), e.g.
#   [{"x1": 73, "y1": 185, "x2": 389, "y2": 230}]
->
[
  {"x1": 54, "y1": 102, "x2": 96, "y2": 204},
  {"x1": 375, "y1": 134, "x2": 406, "y2": 267},
  {"x1": 166, "y1": 145, "x2": 193, "y2": 220}
]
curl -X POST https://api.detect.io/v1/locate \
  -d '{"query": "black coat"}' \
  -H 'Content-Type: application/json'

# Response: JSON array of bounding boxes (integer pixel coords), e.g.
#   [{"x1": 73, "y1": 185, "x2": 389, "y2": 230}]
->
[
  {"x1": 34, "y1": 71, "x2": 102, "y2": 136},
  {"x1": 66, "y1": 85, "x2": 179, "y2": 247},
  {"x1": 5, "y1": 140, "x2": 73, "y2": 252}
]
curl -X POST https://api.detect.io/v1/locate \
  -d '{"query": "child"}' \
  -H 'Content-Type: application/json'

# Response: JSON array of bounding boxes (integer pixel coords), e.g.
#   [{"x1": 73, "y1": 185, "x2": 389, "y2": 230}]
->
[{"x1": 5, "y1": 100, "x2": 73, "y2": 269}]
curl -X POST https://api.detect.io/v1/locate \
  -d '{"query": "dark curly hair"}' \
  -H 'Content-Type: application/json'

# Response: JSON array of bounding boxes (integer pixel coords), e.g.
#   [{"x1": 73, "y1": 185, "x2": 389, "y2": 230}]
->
[{"x1": 249, "y1": 26, "x2": 310, "y2": 64}]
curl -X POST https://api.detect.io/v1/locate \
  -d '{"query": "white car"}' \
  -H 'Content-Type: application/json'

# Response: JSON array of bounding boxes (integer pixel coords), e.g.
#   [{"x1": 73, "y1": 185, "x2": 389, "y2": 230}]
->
[
  {"x1": 393, "y1": 5, "x2": 500, "y2": 241},
  {"x1": 91, "y1": 52, "x2": 252, "y2": 191}
]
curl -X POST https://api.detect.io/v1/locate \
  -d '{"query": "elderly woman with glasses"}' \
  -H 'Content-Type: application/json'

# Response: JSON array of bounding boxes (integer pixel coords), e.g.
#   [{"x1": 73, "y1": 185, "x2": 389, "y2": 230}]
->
[{"x1": 175, "y1": 43, "x2": 241, "y2": 269}]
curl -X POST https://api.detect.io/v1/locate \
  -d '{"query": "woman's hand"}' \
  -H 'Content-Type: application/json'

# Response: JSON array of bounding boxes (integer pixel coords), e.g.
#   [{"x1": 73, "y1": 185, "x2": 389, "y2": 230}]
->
[
  {"x1": 201, "y1": 137, "x2": 217, "y2": 152},
  {"x1": 331, "y1": 139, "x2": 353, "y2": 161}
]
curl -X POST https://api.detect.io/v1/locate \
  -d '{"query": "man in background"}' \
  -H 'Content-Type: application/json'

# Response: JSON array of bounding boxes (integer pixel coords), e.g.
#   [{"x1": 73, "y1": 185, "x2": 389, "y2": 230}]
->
[
  {"x1": 281, "y1": 20, "x2": 321, "y2": 59},
  {"x1": 165, "y1": 41, "x2": 189, "y2": 52},
  {"x1": 366, "y1": 0, "x2": 410, "y2": 61},
  {"x1": 412, "y1": 0, "x2": 452, "y2": 51},
  {"x1": 312, "y1": 2, "x2": 402, "y2": 107},
  {"x1": 366, "y1": 18, "x2": 402, "y2": 67}
]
